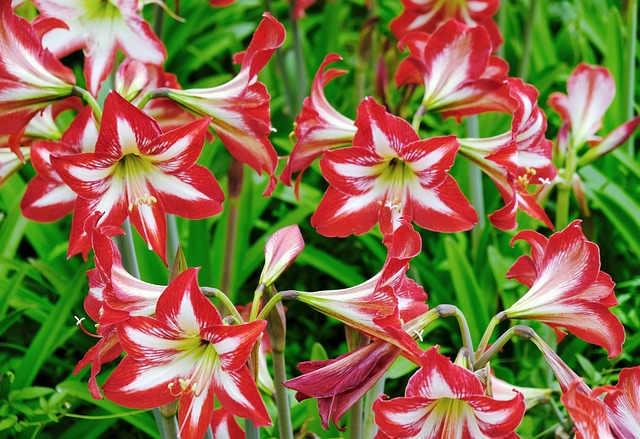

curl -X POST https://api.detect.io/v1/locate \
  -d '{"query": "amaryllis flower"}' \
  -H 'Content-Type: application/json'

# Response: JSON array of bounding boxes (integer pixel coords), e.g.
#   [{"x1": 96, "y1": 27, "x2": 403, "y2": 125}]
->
[
  {"x1": 604, "y1": 367, "x2": 640, "y2": 438},
  {"x1": 102, "y1": 268, "x2": 271, "y2": 439},
  {"x1": 21, "y1": 106, "x2": 98, "y2": 222},
  {"x1": 0, "y1": 147, "x2": 29, "y2": 186},
  {"x1": 504, "y1": 220, "x2": 625, "y2": 358},
  {"x1": 395, "y1": 20, "x2": 511, "y2": 121},
  {"x1": 75, "y1": 216, "x2": 166, "y2": 399},
  {"x1": 33, "y1": 0, "x2": 166, "y2": 96},
  {"x1": 562, "y1": 380, "x2": 617, "y2": 439},
  {"x1": 373, "y1": 347, "x2": 525, "y2": 438},
  {"x1": 548, "y1": 63, "x2": 640, "y2": 153},
  {"x1": 211, "y1": 408, "x2": 244, "y2": 438},
  {"x1": 390, "y1": 0, "x2": 502, "y2": 48},
  {"x1": 52, "y1": 91, "x2": 224, "y2": 263},
  {"x1": 0, "y1": 0, "x2": 75, "y2": 154},
  {"x1": 280, "y1": 54, "x2": 357, "y2": 193},
  {"x1": 458, "y1": 78, "x2": 556, "y2": 230},
  {"x1": 491, "y1": 374, "x2": 552, "y2": 410},
  {"x1": 165, "y1": 13, "x2": 285, "y2": 196},
  {"x1": 259, "y1": 224, "x2": 304, "y2": 287},
  {"x1": 311, "y1": 97, "x2": 477, "y2": 237}
]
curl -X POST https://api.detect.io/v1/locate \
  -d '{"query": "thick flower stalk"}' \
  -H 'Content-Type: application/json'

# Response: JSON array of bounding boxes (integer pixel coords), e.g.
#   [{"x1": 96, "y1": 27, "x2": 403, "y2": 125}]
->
[
  {"x1": 390, "y1": 0, "x2": 502, "y2": 49},
  {"x1": 311, "y1": 97, "x2": 477, "y2": 237},
  {"x1": 33, "y1": 0, "x2": 166, "y2": 96},
  {"x1": 52, "y1": 91, "x2": 224, "y2": 263},
  {"x1": 280, "y1": 54, "x2": 357, "y2": 193},
  {"x1": 504, "y1": 220, "x2": 625, "y2": 358},
  {"x1": 102, "y1": 268, "x2": 271, "y2": 439},
  {"x1": 0, "y1": 0, "x2": 76, "y2": 154},
  {"x1": 395, "y1": 20, "x2": 511, "y2": 122},
  {"x1": 165, "y1": 13, "x2": 286, "y2": 196},
  {"x1": 21, "y1": 106, "x2": 98, "y2": 222},
  {"x1": 373, "y1": 347, "x2": 525, "y2": 438},
  {"x1": 458, "y1": 78, "x2": 556, "y2": 229}
]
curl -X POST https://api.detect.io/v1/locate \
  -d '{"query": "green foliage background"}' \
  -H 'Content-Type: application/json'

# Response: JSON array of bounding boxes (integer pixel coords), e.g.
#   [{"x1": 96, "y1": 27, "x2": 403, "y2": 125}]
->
[{"x1": 0, "y1": 0, "x2": 638, "y2": 437}]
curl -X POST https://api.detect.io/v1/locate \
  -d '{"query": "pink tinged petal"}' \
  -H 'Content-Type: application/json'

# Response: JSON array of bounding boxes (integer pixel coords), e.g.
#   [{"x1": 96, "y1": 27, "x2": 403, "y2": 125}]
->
[
  {"x1": 561, "y1": 380, "x2": 616, "y2": 439},
  {"x1": 564, "y1": 63, "x2": 616, "y2": 145},
  {"x1": 74, "y1": 324, "x2": 122, "y2": 400},
  {"x1": 115, "y1": 59, "x2": 149, "y2": 101},
  {"x1": 530, "y1": 334, "x2": 588, "y2": 395},
  {"x1": 282, "y1": 54, "x2": 356, "y2": 190},
  {"x1": 211, "y1": 362, "x2": 272, "y2": 427},
  {"x1": 604, "y1": 366, "x2": 640, "y2": 438},
  {"x1": 259, "y1": 224, "x2": 305, "y2": 286},
  {"x1": 211, "y1": 407, "x2": 244, "y2": 439},
  {"x1": 203, "y1": 320, "x2": 266, "y2": 371},
  {"x1": 0, "y1": 147, "x2": 29, "y2": 186},
  {"x1": 582, "y1": 115, "x2": 640, "y2": 164}
]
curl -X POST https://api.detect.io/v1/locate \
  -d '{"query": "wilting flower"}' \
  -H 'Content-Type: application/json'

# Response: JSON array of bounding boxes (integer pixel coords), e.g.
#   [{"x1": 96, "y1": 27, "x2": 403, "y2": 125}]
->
[
  {"x1": 504, "y1": 220, "x2": 625, "y2": 357},
  {"x1": 281, "y1": 54, "x2": 357, "y2": 193},
  {"x1": 373, "y1": 347, "x2": 525, "y2": 438},
  {"x1": 52, "y1": 91, "x2": 224, "y2": 263},
  {"x1": 548, "y1": 63, "x2": 640, "y2": 155},
  {"x1": 458, "y1": 78, "x2": 556, "y2": 230},
  {"x1": 21, "y1": 107, "x2": 98, "y2": 222},
  {"x1": 311, "y1": 97, "x2": 477, "y2": 237},
  {"x1": 259, "y1": 224, "x2": 305, "y2": 287},
  {"x1": 102, "y1": 268, "x2": 271, "y2": 439},
  {"x1": 390, "y1": 0, "x2": 502, "y2": 48},
  {"x1": 166, "y1": 13, "x2": 286, "y2": 196},
  {"x1": 395, "y1": 20, "x2": 511, "y2": 121},
  {"x1": 33, "y1": 0, "x2": 166, "y2": 96},
  {"x1": 0, "y1": 0, "x2": 76, "y2": 154}
]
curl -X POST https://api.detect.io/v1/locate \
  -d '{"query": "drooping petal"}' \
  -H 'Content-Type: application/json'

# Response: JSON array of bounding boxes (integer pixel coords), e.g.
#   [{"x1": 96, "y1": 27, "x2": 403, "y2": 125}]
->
[{"x1": 561, "y1": 380, "x2": 616, "y2": 439}]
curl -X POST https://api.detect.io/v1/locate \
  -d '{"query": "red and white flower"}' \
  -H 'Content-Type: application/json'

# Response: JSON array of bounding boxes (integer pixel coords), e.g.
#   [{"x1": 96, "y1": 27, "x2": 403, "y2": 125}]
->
[
  {"x1": 166, "y1": 13, "x2": 286, "y2": 196},
  {"x1": 311, "y1": 97, "x2": 477, "y2": 237},
  {"x1": 395, "y1": 20, "x2": 511, "y2": 121},
  {"x1": 458, "y1": 78, "x2": 556, "y2": 230},
  {"x1": 561, "y1": 380, "x2": 617, "y2": 439},
  {"x1": 280, "y1": 54, "x2": 357, "y2": 194},
  {"x1": 102, "y1": 268, "x2": 271, "y2": 439},
  {"x1": 21, "y1": 106, "x2": 98, "y2": 222},
  {"x1": 259, "y1": 224, "x2": 305, "y2": 287},
  {"x1": 390, "y1": 0, "x2": 502, "y2": 49},
  {"x1": 33, "y1": 0, "x2": 166, "y2": 96},
  {"x1": 373, "y1": 347, "x2": 525, "y2": 438},
  {"x1": 0, "y1": 0, "x2": 75, "y2": 154},
  {"x1": 549, "y1": 63, "x2": 640, "y2": 153},
  {"x1": 504, "y1": 220, "x2": 625, "y2": 358},
  {"x1": 604, "y1": 366, "x2": 640, "y2": 438},
  {"x1": 0, "y1": 146, "x2": 30, "y2": 186},
  {"x1": 52, "y1": 91, "x2": 224, "y2": 263}
]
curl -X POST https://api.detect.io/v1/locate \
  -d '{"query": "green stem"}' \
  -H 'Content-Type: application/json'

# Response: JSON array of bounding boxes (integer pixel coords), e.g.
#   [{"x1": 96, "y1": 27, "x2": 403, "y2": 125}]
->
[
  {"x1": 290, "y1": 5, "x2": 306, "y2": 115},
  {"x1": 497, "y1": 0, "x2": 507, "y2": 59},
  {"x1": 255, "y1": 292, "x2": 285, "y2": 321},
  {"x1": 411, "y1": 105, "x2": 426, "y2": 132},
  {"x1": 244, "y1": 420, "x2": 259, "y2": 439},
  {"x1": 166, "y1": 214, "x2": 179, "y2": 269},
  {"x1": 221, "y1": 159, "x2": 243, "y2": 296},
  {"x1": 623, "y1": 0, "x2": 638, "y2": 156},
  {"x1": 474, "y1": 325, "x2": 534, "y2": 370},
  {"x1": 555, "y1": 138, "x2": 578, "y2": 229},
  {"x1": 152, "y1": 2, "x2": 165, "y2": 38},
  {"x1": 434, "y1": 305, "x2": 475, "y2": 363},
  {"x1": 201, "y1": 287, "x2": 244, "y2": 323},
  {"x1": 347, "y1": 333, "x2": 370, "y2": 439},
  {"x1": 250, "y1": 283, "x2": 265, "y2": 322},
  {"x1": 362, "y1": 374, "x2": 385, "y2": 438},
  {"x1": 476, "y1": 312, "x2": 507, "y2": 359},
  {"x1": 72, "y1": 86, "x2": 102, "y2": 122},
  {"x1": 466, "y1": 115, "x2": 484, "y2": 254},
  {"x1": 136, "y1": 88, "x2": 168, "y2": 110},
  {"x1": 518, "y1": 0, "x2": 537, "y2": 80}
]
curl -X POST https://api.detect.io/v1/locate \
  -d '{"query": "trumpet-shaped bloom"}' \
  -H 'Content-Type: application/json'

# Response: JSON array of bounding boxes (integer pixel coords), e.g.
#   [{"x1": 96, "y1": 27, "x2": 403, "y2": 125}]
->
[
  {"x1": 166, "y1": 13, "x2": 285, "y2": 196},
  {"x1": 281, "y1": 54, "x2": 357, "y2": 193},
  {"x1": 548, "y1": 63, "x2": 640, "y2": 151},
  {"x1": 0, "y1": 0, "x2": 75, "y2": 153},
  {"x1": 390, "y1": 0, "x2": 502, "y2": 48},
  {"x1": 311, "y1": 97, "x2": 477, "y2": 237},
  {"x1": 259, "y1": 224, "x2": 305, "y2": 287},
  {"x1": 458, "y1": 78, "x2": 556, "y2": 230},
  {"x1": 373, "y1": 347, "x2": 525, "y2": 438},
  {"x1": 395, "y1": 20, "x2": 511, "y2": 121},
  {"x1": 102, "y1": 268, "x2": 271, "y2": 439},
  {"x1": 33, "y1": 0, "x2": 166, "y2": 96},
  {"x1": 21, "y1": 106, "x2": 98, "y2": 222},
  {"x1": 52, "y1": 91, "x2": 224, "y2": 263},
  {"x1": 504, "y1": 220, "x2": 625, "y2": 358}
]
